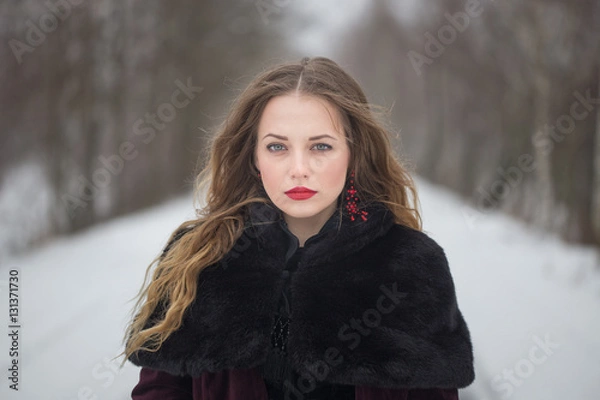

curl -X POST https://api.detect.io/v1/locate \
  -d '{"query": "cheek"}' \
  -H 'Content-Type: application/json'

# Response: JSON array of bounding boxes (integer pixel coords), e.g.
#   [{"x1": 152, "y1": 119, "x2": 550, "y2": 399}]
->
[
  {"x1": 260, "y1": 165, "x2": 283, "y2": 191},
  {"x1": 263, "y1": 174, "x2": 277, "y2": 190},
  {"x1": 323, "y1": 157, "x2": 349, "y2": 189},
  {"x1": 256, "y1": 154, "x2": 275, "y2": 179}
]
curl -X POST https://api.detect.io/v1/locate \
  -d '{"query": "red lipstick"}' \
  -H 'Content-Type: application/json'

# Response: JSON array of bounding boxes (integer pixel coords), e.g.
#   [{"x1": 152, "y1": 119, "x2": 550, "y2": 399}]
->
[{"x1": 285, "y1": 186, "x2": 317, "y2": 200}]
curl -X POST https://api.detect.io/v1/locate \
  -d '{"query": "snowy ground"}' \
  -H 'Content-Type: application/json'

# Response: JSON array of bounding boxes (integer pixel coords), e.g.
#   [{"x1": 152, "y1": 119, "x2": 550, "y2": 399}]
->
[{"x1": 1, "y1": 176, "x2": 599, "y2": 399}]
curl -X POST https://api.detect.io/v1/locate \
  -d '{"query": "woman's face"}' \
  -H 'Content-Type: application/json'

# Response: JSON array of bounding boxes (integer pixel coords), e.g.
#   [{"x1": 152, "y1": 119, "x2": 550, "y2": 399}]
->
[{"x1": 255, "y1": 94, "x2": 350, "y2": 229}]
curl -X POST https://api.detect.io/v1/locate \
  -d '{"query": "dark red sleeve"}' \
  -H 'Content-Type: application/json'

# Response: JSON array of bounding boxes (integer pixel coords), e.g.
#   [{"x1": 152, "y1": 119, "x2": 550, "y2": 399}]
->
[
  {"x1": 131, "y1": 367, "x2": 193, "y2": 400},
  {"x1": 356, "y1": 386, "x2": 459, "y2": 400}
]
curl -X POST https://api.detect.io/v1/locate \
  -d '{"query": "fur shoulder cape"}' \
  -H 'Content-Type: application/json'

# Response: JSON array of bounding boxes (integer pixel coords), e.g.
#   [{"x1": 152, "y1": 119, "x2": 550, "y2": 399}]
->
[{"x1": 129, "y1": 202, "x2": 475, "y2": 389}]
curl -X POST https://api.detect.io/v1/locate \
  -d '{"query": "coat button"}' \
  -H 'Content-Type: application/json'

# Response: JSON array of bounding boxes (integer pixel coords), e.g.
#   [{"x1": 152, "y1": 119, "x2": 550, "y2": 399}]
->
[{"x1": 281, "y1": 270, "x2": 290, "y2": 280}]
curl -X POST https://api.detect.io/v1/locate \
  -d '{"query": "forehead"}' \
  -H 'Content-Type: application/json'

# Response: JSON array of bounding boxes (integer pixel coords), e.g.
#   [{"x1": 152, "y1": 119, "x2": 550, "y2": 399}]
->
[{"x1": 257, "y1": 94, "x2": 345, "y2": 137}]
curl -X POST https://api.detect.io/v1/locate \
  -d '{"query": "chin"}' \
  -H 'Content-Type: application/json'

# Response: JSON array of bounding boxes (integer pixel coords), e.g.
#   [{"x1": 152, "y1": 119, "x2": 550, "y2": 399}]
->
[
  {"x1": 279, "y1": 207, "x2": 320, "y2": 220},
  {"x1": 277, "y1": 201, "x2": 333, "y2": 221}
]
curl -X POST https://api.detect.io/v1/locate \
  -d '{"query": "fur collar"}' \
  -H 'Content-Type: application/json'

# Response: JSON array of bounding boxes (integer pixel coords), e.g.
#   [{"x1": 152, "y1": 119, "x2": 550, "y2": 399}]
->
[{"x1": 129, "y1": 202, "x2": 475, "y2": 389}]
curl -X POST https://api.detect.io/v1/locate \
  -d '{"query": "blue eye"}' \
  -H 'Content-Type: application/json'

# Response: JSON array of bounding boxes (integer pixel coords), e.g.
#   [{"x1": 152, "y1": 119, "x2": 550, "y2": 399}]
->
[
  {"x1": 266, "y1": 143, "x2": 285, "y2": 152},
  {"x1": 313, "y1": 143, "x2": 332, "y2": 151},
  {"x1": 266, "y1": 143, "x2": 332, "y2": 152}
]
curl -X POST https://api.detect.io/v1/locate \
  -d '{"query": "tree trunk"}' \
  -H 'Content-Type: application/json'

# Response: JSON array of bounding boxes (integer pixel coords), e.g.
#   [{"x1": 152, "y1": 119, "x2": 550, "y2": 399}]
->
[{"x1": 592, "y1": 65, "x2": 600, "y2": 245}]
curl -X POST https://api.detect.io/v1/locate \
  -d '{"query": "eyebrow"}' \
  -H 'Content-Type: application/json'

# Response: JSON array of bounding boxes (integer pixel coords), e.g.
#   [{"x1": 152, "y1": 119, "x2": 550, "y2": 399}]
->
[{"x1": 261, "y1": 133, "x2": 338, "y2": 141}]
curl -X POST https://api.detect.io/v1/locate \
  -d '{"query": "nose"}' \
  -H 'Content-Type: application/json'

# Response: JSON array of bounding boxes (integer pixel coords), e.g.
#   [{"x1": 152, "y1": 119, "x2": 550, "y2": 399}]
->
[{"x1": 290, "y1": 149, "x2": 310, "y2": 179}]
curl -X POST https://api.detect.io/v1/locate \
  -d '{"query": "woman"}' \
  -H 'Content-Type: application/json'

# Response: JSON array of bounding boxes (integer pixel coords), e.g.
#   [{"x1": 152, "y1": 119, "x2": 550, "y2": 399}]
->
[{"x1": 123, "y1": 56, "x2": 475, "y2": 399}]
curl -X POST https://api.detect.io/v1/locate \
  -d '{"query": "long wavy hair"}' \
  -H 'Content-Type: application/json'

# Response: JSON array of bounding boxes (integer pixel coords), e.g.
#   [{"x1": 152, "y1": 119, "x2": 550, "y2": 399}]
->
[{"x1": 121, "y1": 56, "x2": 422, "y2": 363}]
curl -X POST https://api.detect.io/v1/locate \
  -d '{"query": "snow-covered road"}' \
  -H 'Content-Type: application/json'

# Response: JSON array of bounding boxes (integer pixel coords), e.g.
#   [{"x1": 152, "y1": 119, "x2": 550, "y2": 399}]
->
[{"x1": 1, "y1": 177, "x2": 598, "y2": 399}]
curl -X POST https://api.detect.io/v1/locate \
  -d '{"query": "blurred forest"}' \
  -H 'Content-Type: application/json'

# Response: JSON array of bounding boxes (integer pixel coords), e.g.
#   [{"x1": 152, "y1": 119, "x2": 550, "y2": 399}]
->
[
  {"x1": 341, "y1": 0, "x2": 600, "y2": 248},
  {"x1": 1, "y1": 0, "x2": 599, "y2": 258}
]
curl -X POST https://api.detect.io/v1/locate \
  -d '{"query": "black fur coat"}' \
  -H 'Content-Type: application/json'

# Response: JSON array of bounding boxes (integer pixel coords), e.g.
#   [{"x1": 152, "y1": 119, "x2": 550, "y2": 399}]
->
[{"x1": 129, "y1": 201, "x2": 475, "y2": 389}]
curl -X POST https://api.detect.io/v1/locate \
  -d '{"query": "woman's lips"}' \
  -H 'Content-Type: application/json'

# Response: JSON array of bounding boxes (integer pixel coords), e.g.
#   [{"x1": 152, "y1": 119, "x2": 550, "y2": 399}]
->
[
  {"x1": 285, "y1": 187, "x2": 317, "y2": 200},
  {"x1": 286, "y1": 192, "x2": 316, "y2": 200}
]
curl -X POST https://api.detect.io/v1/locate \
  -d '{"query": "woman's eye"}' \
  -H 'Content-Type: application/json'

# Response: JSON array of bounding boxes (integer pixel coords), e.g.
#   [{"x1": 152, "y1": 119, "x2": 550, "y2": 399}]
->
[
  {"x1": 267, "y1": 143, "x2": 285, "y2": 152},
  {"x1": 266, "y1": 143, "x2": 331, "y2": 152},
  {"x1": 313, "y1": 143, "x2": 332, "y2": 151}
]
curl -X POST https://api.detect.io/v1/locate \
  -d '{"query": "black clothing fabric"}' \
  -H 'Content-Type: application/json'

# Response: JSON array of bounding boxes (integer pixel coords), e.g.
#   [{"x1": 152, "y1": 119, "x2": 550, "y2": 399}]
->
[
  {"x1": 129, "y1": 201, "x2": 475, "y2": 390},
  {"x1": 258, "y1": 211, "x2": 355, "y2": 399}
]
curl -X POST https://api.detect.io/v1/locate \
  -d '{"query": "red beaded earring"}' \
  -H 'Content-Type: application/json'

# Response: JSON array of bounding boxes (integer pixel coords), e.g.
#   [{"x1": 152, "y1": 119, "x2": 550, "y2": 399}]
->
[
  {"x1": 257, "y1": 171, "x2": 261, "y2": 178},
  {"x1": 345, "y1": 171, "x2": 368, "y2": 222}
]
